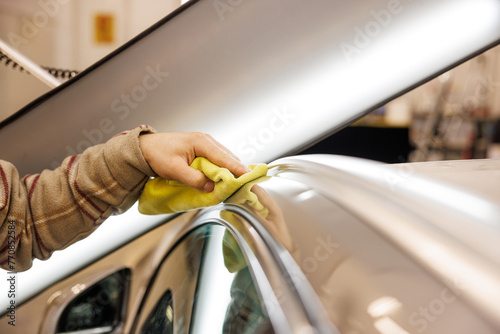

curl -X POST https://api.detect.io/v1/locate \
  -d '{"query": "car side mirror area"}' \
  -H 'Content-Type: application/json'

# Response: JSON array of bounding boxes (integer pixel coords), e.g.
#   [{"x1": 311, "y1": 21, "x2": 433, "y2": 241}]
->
[{"x1": 56, "y1": 269, "x2": 130, "y2": 334}]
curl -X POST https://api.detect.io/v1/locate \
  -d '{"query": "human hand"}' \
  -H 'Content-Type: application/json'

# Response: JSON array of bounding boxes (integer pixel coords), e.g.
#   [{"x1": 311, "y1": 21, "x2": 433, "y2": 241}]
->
[{"x1": 139, "y1": 132, "x2": 250, "y2": 192}]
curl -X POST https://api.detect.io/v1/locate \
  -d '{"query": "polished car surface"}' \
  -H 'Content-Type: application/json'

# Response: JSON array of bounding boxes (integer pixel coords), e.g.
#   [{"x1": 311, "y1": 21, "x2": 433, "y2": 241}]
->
[
  {"x1": 0, "y1": 0, "x2": 499, "y2": 333},
  {"x1": 1, "y1": 155, "x2": 499, "y2": 333}
]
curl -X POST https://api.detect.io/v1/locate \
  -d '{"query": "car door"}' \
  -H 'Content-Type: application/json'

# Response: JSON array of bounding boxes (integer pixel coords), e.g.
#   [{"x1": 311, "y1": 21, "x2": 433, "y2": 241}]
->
[
  {"x1": 132, "y1": 205, "x2": 335, "y2": 333},
  {"x1": 0, "y1": 203, "x2": 334, "y2": 334},
  {"x1": 133, "y1": 222, "x2": 273, "y2": 333}
]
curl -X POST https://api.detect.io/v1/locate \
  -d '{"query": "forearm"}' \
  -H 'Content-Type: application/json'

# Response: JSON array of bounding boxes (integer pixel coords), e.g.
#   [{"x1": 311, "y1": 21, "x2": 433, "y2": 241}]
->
[{"x1": 0, "y1": 125, "x2": 156, "y2": 271}]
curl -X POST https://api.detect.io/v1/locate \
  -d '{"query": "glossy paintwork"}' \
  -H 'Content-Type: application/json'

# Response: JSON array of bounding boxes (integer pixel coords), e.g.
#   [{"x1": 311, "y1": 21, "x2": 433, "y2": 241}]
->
[
  {"x1": 2, "y1": 155, "x2": 498, "y2": 333},
  {"x1": 0, "y1": 0, "x2": 499, "y2": 332},
  {"x1": 258, "y1": 156, "x2": 500, "y2": 333}
]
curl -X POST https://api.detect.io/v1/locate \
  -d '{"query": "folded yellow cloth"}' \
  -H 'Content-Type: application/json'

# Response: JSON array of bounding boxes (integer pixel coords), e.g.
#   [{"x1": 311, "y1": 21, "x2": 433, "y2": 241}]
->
[{"x1": 138, "y1": 157, "x2": 268, "y2": 215}]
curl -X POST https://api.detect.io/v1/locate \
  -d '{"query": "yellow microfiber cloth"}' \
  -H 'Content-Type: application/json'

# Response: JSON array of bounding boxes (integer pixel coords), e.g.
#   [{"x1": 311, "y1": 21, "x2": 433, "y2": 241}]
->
[
  {"x1": 221, "y1": 176, "x2": 271, "y2": 273},
  {"x1": 138, "y1": 157, "x2": 268, "y2": 215}
]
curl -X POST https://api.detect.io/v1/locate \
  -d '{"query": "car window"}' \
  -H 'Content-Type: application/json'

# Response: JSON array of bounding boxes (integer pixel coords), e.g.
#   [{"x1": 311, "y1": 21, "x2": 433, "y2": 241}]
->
[
  {"x1": 135, "y1": 224, "x2": 208, "y2": 333},
  {"x1": 190, "y1": 226, "x2": 273, "y2": 334},
  {"x1": 137, "y1": 223, "x2": 273, "y2": 334},
  {"x1": 56, "y1": 268, "x2": 130, "y2": 334},
  {"x1": 140, "y1": 289, "x2": 174, "y2": 334}
]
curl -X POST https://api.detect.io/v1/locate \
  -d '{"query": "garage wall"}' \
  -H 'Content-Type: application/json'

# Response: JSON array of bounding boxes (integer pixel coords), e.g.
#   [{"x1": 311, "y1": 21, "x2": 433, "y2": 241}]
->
[
  {"x1": 0, "y1": 0, "x2": 181, "y2": 121},
  {"x1": 0, "y1": 0, "x2": 58, "y2": 120}
]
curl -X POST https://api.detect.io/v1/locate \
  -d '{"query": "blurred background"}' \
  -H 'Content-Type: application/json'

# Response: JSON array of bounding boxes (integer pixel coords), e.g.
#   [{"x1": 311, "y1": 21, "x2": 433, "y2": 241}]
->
[
  {"x1": 0, "y1": 0, "x2": 183, "y2": 119},
  {"x1": 1, "y1": 0, "x2": 499, "y2": 163},
  {"x1": 301, "y1": 44, "x2": 500, "y2": 162}
]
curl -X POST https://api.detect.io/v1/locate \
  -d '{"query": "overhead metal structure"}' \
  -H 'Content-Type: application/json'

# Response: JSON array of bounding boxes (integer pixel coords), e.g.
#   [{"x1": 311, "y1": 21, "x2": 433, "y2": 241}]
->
[{"x1": 0, "y1": 0, "x2": 499, "y2": 175}]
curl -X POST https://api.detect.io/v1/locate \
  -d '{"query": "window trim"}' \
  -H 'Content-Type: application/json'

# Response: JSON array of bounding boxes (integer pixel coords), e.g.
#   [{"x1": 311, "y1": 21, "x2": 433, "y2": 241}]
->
[{"x1": 133, "y1": 204, "x2": 336, "y2": 333}]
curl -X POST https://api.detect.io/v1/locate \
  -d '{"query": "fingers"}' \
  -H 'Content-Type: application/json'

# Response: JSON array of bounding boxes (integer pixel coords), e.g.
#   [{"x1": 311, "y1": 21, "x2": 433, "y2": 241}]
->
[
  {"x1": 169, "y1": 158, "x2": 215, "y2": 192},
  {"x1": 193, "y1": 133, "x2": 250, "y2": 177},
  {"x1": 204, "y1": 134, "x2": 241, "y2": 162},
  {"x1": 139, "y1": 131, "x2": 250, "y2": 192}
]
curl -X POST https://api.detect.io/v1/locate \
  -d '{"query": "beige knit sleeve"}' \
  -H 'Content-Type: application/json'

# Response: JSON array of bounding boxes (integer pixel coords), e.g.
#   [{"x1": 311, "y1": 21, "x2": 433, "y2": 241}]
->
[{"x1": 0, "y1": 125, "x2": 156, "y2": 272}]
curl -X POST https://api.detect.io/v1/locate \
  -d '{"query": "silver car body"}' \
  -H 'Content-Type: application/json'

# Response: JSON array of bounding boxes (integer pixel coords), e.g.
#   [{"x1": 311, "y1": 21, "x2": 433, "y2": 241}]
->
[
  {"x1": 1, "y1": 155, "x2": 499, "y2": 333},
  {"x1": 0, "y1": 0, "x2": 499, "y2": 333}
]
